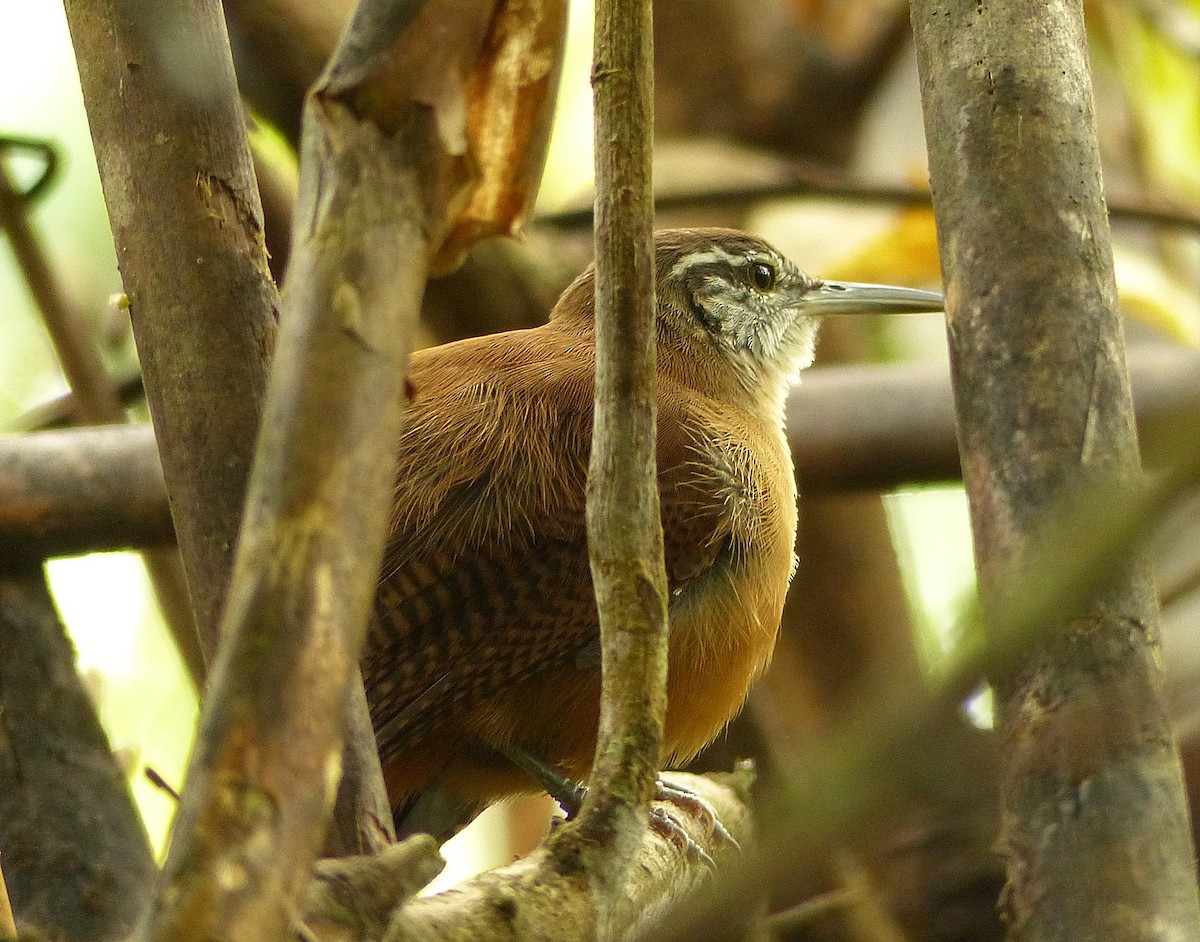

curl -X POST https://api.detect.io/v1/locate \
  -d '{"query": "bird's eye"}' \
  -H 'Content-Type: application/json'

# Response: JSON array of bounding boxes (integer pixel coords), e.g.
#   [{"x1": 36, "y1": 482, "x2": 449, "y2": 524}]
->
[{"x1": 749, "y1": 261, "x2": 776, "y2": 292}]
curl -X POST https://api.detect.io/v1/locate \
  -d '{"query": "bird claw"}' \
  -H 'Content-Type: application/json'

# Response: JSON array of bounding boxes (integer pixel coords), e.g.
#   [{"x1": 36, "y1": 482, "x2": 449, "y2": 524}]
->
[
  {"x1": 654, "y1": 778, "x2": 740, "y2": 853},
  {"x1": 536, "y1": 761, "x2": 738, "y2": 870},
  {"x1": 649, "y1": 804, "x2": 717, "y2": 871}
]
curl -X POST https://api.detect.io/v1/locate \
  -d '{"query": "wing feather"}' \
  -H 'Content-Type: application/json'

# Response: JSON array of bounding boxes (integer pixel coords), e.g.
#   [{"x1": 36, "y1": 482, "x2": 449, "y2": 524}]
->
[{"x1": 364, "y1": 326, "x2": 745, "y2": 764}]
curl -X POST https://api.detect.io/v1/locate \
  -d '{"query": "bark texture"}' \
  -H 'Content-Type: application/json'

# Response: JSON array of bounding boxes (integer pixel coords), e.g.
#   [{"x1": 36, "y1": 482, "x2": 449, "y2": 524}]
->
[
  {"x1": 911, "y1": 1, "x2": 1200, "y2": 938},
  {"x1": 553, "y1": 0, "x2": 667, "y2": 909},
  {"x1": 135, "y1": 1, "x2": 566, "y2": 938},
  {"x1": 0, "y1": 150, "x2": 204, "y2": 687},
  {"x1": 0, "y1": 563, "x2": 156, "y2": 941},
  {"x1": 7, "y1": 348, "x2": 1196, "y2": 558},
  {"x1": 389, "y1": 772, "x2": 748, "y2": 942},
  {"x1": 64, "y1": 0, "x2": 280, "y2": 658},
  {"x1": 0, "y1": 426, "x2": 174, "y2": 559}
]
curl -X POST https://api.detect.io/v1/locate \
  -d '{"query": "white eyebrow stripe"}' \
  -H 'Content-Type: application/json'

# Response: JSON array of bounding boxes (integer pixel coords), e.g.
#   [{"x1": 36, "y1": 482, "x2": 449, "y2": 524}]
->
[{"x1": 668, "y1": 246, "x2": 745, "y2": 280}]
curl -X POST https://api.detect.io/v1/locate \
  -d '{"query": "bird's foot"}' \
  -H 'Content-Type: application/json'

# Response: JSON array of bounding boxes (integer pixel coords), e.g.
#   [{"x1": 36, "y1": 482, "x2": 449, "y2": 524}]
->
[
  {"x1": 497, "y1": 744, "x2": 737, "y2": 866},
  {"x1": 648, "y1": 803, "x2": 717, "y2": 870},
  {"x1": 652, "y1": 778, "x2": 740, "y2": 859}
]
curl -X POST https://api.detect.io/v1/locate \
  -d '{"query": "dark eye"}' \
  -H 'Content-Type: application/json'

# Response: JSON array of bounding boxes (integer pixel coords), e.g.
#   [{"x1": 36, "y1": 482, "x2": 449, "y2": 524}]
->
[{"x1": 749, "y1": 261, "x2": 776, "y2": 292}]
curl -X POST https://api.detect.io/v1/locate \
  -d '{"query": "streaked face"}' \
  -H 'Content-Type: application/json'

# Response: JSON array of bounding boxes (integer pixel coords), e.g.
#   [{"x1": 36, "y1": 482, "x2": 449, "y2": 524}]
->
[{"x1": 657, "y1": 230, "x2": 826, "y2": 391}]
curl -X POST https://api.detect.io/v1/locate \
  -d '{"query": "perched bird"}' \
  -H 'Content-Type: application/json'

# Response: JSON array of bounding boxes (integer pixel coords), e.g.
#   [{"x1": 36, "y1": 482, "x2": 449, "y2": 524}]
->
[{"x1": 364, "y1": 228, "x2": 942, "y2": 838}]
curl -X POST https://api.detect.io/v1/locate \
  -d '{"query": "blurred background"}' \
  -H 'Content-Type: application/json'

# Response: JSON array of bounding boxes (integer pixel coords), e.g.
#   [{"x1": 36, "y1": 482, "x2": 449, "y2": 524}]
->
[{"x1": 3, "y1": 0, "x2": 1200, "y2": 937}]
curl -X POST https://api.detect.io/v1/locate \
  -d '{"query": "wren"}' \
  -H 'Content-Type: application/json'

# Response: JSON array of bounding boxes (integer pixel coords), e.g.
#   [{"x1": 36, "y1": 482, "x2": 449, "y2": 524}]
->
[{"x1": 362, "y1": 228, "x2": 943, "y2": 838}]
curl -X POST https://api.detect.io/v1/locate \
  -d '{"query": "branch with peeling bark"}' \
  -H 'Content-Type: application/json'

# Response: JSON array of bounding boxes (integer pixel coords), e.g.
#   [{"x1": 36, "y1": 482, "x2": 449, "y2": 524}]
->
[{"x1": 124, "y1": 1, "x2": 568, "y2": 938}]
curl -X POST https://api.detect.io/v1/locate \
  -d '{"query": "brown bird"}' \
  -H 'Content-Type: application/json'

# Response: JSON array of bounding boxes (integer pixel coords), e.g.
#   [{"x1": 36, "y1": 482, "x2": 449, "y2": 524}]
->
[{"x1": 364, "y1": 227, "x2": 942, "y2": 838}]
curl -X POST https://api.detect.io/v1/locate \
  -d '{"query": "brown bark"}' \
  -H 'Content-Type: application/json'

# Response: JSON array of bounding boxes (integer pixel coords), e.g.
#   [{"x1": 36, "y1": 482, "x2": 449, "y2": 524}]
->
[
  {"x1": 325, "y1": 672, "x2": 397, "y2": 858},
  {"x1": 553, "y1": 0, "x2": 668, "y2": 901},
  {"x1": 137, "y1": 1, "x2": 567, "y2": 937},
  {"x1": 64, "y1": 0, "x2": 281, "y2": 659},
  {"x1": 0, "y1": 562, "x2": 156, "y2": 941},
  {"x1": 0, "y1": 426, "x2": 174, "y2": 558},
  {"x1": 6, "y1": 348, "x2": 1196, "y2": 558},
  {"x1": 911, "y1": 1, "x2": 1200, "y2": 938},
  {"x1": 0, "y1": 149, "x2": 205, "y2": 687},
  {"x1": 389, "y1": 772, "x2": 749, "y2": 942}
]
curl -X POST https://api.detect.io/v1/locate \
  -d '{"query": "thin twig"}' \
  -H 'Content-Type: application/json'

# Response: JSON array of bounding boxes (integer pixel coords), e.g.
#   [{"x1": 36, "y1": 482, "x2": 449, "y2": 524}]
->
[
  {"x1": 0, "y1": 148, "x2": 206, "y2": 688},
  {"x1": 766, "y1": 890, "x2": 858, "y2": 934},
  {"x1": 556, "y1": 0, "x2": 667, "y2": 900}
]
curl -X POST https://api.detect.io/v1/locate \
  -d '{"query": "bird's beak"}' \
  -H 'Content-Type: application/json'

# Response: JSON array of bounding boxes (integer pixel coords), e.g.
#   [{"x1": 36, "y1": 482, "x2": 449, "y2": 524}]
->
[{"x1": 801, "y1": 280, "x2": 944, "y2": 316}]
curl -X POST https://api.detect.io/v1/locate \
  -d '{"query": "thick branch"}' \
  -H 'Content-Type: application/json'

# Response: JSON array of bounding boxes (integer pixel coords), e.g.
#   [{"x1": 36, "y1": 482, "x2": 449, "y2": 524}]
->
[
  {"x1": 7, "y1": 348, "x2": 1196, "y2": 557},
  {"x1": 0, "y1": 425, "x2": 174, "y2": 558},
  {"x1": 386, "y1": 773, "x2": 748, "y2": 942},
  {"x1": 912, "y1": 1, "x2": 1200, "y2": 938},
  {"x1": 0, "y1": 562, "x2": 156, "y2": 941},
  {"x1": 137, "y1": 0, "x2": 567, "y2": 935},
  {"x1": 64, "y1": 0, "x2": 280, "y2": 658}
]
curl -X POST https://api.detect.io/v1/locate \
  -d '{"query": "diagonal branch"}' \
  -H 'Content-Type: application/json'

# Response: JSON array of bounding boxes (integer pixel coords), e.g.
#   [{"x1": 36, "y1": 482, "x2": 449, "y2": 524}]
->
[
  {"x1": 64, "y1": 0, "x2": 280, "y2": 661},
  {"x1": 0, "y1": 562, "x2": 156, "y2": 941},
  {"x1": 0, "y1": 141, "x2": 205, "y2": 687},
  {"x1": 139, "y1": 1, "x2": 566, "y2": 937}
]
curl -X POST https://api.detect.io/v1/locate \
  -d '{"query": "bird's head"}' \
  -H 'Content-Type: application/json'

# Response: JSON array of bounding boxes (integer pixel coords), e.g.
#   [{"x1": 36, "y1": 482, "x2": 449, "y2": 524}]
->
[{"x1": 553, "y1": 227, "x2": 943, "y2": 418}]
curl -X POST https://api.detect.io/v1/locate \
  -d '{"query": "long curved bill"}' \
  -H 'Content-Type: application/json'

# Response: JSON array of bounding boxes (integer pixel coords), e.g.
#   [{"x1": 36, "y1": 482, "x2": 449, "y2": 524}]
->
[{"x1": 803, "y1": 280, "x2": 944, "y2": 315}]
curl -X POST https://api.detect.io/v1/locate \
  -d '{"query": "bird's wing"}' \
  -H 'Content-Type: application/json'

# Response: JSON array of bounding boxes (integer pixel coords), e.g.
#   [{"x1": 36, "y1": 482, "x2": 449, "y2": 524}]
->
[{"x1": 364, "y1": 332, "x2": 740, "y2": 762}]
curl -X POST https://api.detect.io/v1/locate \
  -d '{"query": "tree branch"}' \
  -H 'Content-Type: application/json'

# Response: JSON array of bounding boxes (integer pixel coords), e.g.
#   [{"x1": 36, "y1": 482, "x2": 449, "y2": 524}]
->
[
  {"x1": 911, "y1": 0, "x2": 1200, "y2": 937},
  {"x1": 0, "y1": 141, "x2": 205, "y2": 687},
  {"x1": 0, "y1": 425, "x2": 174, "y2": 558},
  {"x1": 138, "y1": 1, "x2": 566, "y2": 937},
  {"x1": 7, "y1": 348, "x2": 1195, "y2": 558},
  {"x1": 546, "y1": 0, "x2": 667, "y2": 906},
  {"x1": 0, "y1": 562, "x2": 156, "y2": 941},
  {"x1": 386, "y1": 772, "x2": 748, "y2": 942},
  {"x1": 64, "y1": 0, "x2": 280, "y2": 659},
  {"x1": 535, "y1": 161, "x2": 1200, "y2": 234}
]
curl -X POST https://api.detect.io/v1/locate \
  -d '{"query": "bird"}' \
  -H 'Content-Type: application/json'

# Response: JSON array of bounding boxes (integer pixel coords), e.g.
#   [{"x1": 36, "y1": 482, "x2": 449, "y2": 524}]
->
[{"x1": 362, "y1": 227, "x2": 942, "y2": 839}]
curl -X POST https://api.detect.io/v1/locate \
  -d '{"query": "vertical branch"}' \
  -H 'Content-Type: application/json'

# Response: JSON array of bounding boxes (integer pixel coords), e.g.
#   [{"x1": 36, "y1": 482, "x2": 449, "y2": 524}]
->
[
  {"x1": 572, "y1": 0, "x2": 667, "y2": 883},
  {"x1": 911, "y1": 1, "x2": 1200, "y2": 938},
  {"x1": 64, "y1": 0, "x2": 280, "y2": 658}
]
